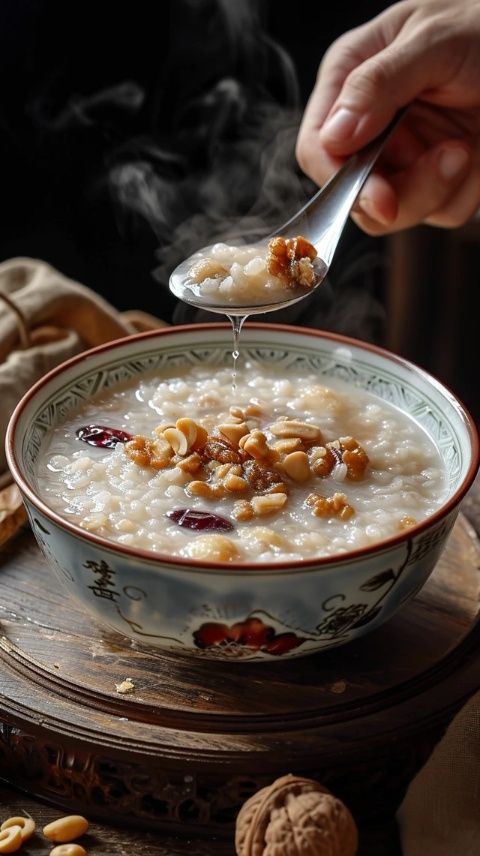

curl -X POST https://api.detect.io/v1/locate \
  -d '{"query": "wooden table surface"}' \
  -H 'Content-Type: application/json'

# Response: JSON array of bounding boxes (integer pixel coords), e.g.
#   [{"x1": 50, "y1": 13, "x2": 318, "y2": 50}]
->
[{"x1": 1, "y1": 477, "x2": 479, "y2": 856}]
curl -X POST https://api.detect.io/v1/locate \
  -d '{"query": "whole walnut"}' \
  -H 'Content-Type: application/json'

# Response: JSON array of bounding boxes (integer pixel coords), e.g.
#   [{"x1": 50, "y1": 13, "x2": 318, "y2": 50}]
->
[{"x1": 235, "y1": 774, "x2": 358, "y2": 856}]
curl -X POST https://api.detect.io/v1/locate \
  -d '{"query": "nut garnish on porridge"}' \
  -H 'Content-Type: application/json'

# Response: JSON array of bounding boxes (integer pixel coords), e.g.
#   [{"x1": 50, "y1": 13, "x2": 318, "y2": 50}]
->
[
  {"x1": 266, "y1": 236, "x2": 317, "y2": 288},
  {"x1": 124, "y1": 411, "x2": 369, "y2": 525},
  {"x1": 184, "y1": 236, "x2": 319, "y2": 305},
  {"x1": 36, "y1": 365, "x2": 447, "y2": 562}
]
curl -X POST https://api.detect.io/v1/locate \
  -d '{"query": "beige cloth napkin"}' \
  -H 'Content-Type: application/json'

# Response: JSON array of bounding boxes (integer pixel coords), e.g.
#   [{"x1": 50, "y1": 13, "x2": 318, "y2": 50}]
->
[
  {"x1": 397, "y1": 688, "x2": 480, "y2": 854},
  {"x1": 0, "y1": 256, "x2": 167, "y2": 539}
]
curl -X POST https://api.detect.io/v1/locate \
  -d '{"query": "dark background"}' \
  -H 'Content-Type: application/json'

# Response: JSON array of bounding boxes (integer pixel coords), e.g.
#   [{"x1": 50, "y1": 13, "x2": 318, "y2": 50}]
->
[
  {"x1": 0, "y1": 0, "x2": 477, "y2": 420},
  {"x1": 0, "y1": 0, "x2": 390, "y2": 316}
]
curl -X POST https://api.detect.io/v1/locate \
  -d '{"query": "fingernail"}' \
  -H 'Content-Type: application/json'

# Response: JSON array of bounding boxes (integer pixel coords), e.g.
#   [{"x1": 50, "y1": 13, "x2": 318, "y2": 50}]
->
[
  {"x1": 358, "y1": 196, "x2": 391, "y2": 225},
  {"x1": 321, "y1": 108, "x2": 360, "y2": 143},
  {"x1": 438, "y1": 146, "x2": 469, "y2": 180}
]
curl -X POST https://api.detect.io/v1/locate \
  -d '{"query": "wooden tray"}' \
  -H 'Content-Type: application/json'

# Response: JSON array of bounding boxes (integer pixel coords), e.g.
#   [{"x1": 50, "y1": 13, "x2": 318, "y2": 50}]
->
[{"x1": 1, "y1": 514, "x2": 480, "y2": 841}]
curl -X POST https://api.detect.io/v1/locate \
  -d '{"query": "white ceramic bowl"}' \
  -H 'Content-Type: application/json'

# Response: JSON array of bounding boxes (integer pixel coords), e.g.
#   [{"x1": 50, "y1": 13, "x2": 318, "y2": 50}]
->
[{"x1": 6, "y1": 324, "x2": 479, "y2": 661}]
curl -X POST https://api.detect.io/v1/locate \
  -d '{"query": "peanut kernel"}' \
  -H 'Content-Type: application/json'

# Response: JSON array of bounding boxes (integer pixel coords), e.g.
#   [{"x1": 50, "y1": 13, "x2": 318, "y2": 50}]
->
[
  {"x1": 269, "y1": 419, "x2": 322, "y2": 441},
  {"x1": 177, "y1": 452, "x2": 203, "y2": 474},
  {"x1": 49, "y1": 846, "x2": 87, "y2": 856},
  {"x1": 239, "y1": 525, "x2": 291, "y2": 550},
  {"x1": 187, "y1": 534, "x2": 239, "y2": 562},
  {"x1": 154, "y1": 422, "x2": 175, "y2": 436},
  {"x1": 245, "y1": 403, "x2": 263, "y2": 417},
  {"x1": 162, "y1": 427, "x2": 189, "y2": 456},
  {"x1": 1, "y1": 818, "x2": 35, "y2": 842},
  {"x1": 241, "y1": 430, "x2": 274, "y2": 461},
  {"x1": 176, "y1": 417, "x2": 198, "y2": 447},
  {"x1": 282, "y1": 451, "x2": 310, "y2": 482},
  {"x1": 229, "y1": 406, "x2": 245, "y2": 420},
  {"x1": 43, "y1": 815, "x2": 89, "y2": 844},
  {"x1": 187, "y1": 480, "x2": 223, "y2": 498},
  {"x1": 218, "y1": 422, "x2": 249, "y2": 446},
  {"x1": 251, "y1": 493, "x2": 287, "y2": 515},
  {"x1": 0, "y1": 826, "x2": 22, "y2": 853},
  {"x1": 191, "y1": 424, "x2": 209, "y2": 451},
  {"x1": 224, "y1": 474, "x2": 248, "y2": 492},
  {"x1": 273, "y1": 437, "x2": 303, "y2": 455}
]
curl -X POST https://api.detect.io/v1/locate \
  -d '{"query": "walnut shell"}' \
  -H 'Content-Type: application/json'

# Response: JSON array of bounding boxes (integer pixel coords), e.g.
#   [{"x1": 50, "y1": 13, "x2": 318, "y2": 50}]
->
[{"x1": 235, "y1": 774, "x2": 358, "y2": 856}]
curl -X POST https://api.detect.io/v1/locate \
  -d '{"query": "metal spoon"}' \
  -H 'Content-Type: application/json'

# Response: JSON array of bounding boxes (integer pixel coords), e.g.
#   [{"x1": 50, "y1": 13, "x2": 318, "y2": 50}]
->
[{"x1": 169, "y1": 109, "x2": 406, "y2": 316}]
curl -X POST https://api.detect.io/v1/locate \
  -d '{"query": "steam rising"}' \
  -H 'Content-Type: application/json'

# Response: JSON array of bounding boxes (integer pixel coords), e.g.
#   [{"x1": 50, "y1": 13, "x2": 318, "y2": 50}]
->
[
  {"x1": 28, "y1": 81, "x2": 145, "y2": 131},
  {"x1": 107, "y1": 0, "x2": 384, "y2": 337},
  {"x1": 30, "y1": 0, "x2": 383, "y2": 338},
  {"x1": 109, "y1": 78, "x2": 310, "y2": 298}
]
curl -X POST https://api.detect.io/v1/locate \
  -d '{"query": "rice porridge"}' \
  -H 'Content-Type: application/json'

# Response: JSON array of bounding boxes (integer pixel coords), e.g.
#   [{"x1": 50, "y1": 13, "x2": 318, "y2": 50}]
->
[
  {"x1": 181, "y1": 235, "x2": 323, "y2": 307},
  {"x1": 35, "y1": 362, "x2": 447, "y2": 563}
]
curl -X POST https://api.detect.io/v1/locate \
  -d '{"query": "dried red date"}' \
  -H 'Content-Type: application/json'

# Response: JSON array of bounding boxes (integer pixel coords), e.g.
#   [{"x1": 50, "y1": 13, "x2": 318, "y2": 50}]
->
[
  {"x1": 76, "y1": 424, "x2": 133, "y2": 448},
  {"x1": 166, "y1": 508, "x2": 234, "y2": 532}
]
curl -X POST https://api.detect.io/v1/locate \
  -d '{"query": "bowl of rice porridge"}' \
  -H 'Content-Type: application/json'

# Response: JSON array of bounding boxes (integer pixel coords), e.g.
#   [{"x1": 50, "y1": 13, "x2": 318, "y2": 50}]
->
[{"x1": 6, "y1": 323, "x2": 479, "y2": 661}]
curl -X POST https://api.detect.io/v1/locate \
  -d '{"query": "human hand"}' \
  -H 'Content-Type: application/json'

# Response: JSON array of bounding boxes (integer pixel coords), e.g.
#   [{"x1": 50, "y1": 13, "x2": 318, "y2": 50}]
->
[{"x1": 296, "y1": 0, "x2": 480, "y2": 234}]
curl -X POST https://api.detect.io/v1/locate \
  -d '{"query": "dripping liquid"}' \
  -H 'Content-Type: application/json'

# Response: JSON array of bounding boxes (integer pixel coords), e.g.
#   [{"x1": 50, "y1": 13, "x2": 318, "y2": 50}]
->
[{"x1": 227, "y1": 314, "x2": 248, "y2": 393}]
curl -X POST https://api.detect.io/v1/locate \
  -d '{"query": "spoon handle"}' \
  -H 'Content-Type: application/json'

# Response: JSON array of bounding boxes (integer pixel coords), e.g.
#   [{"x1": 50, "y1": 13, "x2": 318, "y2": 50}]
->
[{"x1": 279, "y1": 107, "x2": 407, "y2": 266}]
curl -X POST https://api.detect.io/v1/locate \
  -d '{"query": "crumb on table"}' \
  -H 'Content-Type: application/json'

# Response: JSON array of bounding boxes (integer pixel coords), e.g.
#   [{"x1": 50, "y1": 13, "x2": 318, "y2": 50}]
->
[{"x1": 115, "y1": 678, "x2": 135, "y2": 694}]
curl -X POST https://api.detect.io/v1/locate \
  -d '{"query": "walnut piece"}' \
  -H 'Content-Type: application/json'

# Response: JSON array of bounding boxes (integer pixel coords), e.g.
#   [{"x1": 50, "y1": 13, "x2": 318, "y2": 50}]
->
[
  {"x1": 266, "y1": 236, "x2": 318, "y2": 289},
  {"x1": 235, "y1": 774, "x2": 358, "y2": 856},
  {"x1": 123, "y1": 412, "x2": 367, "y2": 525},
  {"x1": 307, "y1": 492, "x2": 355, "y2": 520}
]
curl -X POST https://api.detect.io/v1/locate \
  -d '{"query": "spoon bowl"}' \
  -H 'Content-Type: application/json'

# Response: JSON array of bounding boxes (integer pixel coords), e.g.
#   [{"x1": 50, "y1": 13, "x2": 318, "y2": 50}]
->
[
  {"x1": 169, "y1": 109, "x2": 406, "y2": 316},
  {"x1": 169, "y1": 249, "x2": 329, "y2": 316}
]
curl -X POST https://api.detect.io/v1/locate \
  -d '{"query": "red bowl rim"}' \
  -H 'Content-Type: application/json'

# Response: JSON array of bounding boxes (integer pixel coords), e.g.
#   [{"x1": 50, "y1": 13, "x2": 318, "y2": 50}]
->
[{"x1": 6, "y1": 322, "x2": 480, "y2": 574}]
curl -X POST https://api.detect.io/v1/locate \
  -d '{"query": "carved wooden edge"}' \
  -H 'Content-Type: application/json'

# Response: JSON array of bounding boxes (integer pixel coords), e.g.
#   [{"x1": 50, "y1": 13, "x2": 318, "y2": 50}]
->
[{"x1": 0, "y1": 716, "x2": 445, "y2": 835}]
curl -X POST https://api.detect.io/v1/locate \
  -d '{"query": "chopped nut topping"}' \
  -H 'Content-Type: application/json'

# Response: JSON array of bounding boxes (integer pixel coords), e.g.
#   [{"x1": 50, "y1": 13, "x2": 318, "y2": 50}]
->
[
  {"x1": 240, "y1": 429, "x2": 277, "y2": 462},
  {"x1": 308, "y1": 438, "x2": 369, "y2": 481},
  {"x1": 270, "y1": 419, "x2": 322, "y2": 442},
  {"x1": 162, "y1": 426, "x2": 189, "y2": 456},
  {"x1": 218, "y1": 422, "x2": 250, "y2": 446},
  {"x1": 177, "y1": 452, "x2": 203, "y2": 474},
  {"x1": 245, "y1": 402, "x2": 263, "y2": 417},
  {"x1": 125, "y1": 436, "x2": 173, "y2": 469},
  {"x1": 243, "y1": 460, "x2": 283, "y2": 492},
  {"x1": 266, "y1": 235, "x2": 318, "y2": 289},
  {"x1": 124, "y1": 414, "x2": 367, "y2": 526},
  {"x1": 203, "y1": 437, "x2": 245, "y2": 464},
  {"x1": 339, "y1": 436, "x2": 369, "y2": 480},
  {"x1": 229, "y1": 406, "x2": 245, "y2": 420},
  {"x1": 251, "y1": 493, "x2": 288, "y2": 515},
  {"x1": 310, "y1": 445, "x2": 336, "y2": 477},
  {"x1": 232, "y1": 500, "x2": 255, "y2": 521},
  {"x1": 188, "y1": 480, "x2": 224, "y2": 499},
  {"x1": 224, "y1": 473, "x2": 249, "y2": 492},
  {"x1": 281, "y1": 451, "x2": 310, "y2": 482},
  {"x1": 273, "y1": 437, "x2": 303, "y2": 455},
  {"x1": 307, "y1": 492, "x2": 355, "y2": 520}
]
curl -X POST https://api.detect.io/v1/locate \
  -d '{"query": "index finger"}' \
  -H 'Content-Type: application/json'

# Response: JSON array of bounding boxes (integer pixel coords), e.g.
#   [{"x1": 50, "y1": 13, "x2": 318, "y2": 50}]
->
[{"x1": 296, "y1": 7, "x2": 408, "y2": 185}]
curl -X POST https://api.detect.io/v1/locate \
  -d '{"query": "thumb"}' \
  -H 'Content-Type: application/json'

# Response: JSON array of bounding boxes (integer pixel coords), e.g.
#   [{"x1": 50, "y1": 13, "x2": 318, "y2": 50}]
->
[{"x1": 320, "y1": 38, "x2": 453, "y2": 154}]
